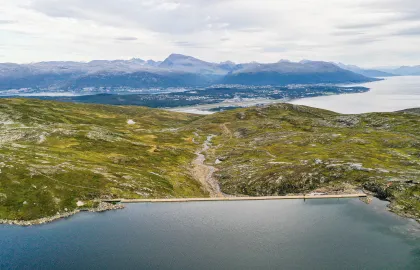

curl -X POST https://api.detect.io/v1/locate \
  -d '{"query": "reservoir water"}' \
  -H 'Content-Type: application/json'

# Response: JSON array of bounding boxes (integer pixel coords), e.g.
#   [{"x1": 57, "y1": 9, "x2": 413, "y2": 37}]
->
[
  {"x1": 1, "y1": 199, "x2": 419, "y2": 269},
  {"x1": 292, "y1": 76, "x2": 420, "y2": 114}
]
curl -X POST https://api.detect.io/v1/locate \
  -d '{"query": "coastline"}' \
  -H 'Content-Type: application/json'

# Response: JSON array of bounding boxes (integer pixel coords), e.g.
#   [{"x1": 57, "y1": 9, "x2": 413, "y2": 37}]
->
[
  {"x1": 0, "y1": 194, "x2": 365, "y2": 227},
  {"x1": 362, "y1": 190, "x2": 420, "y2": 223},
  {"x1": 103, "y1": 193, "x2": 367, "y2": 203},
  {"x1": 2, "y1": 192, "x2": 418, "y2": 227},
  {"x1": 0, "y1": 202, "x2": 124, "y2": 226}
]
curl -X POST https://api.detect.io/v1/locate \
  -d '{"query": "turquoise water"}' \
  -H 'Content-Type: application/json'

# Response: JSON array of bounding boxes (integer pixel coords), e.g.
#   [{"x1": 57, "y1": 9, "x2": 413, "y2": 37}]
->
[{"x1": 1, "y1": 198, "x2": 419, "y2": 269}]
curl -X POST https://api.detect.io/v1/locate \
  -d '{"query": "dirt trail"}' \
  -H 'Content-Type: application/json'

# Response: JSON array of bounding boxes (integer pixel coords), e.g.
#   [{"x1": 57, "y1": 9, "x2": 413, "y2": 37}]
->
[
  {"x1": 220, "y1": 123, "x2": 232, "y2": 139},
  {"x1": 192, "y1": 135, "x2": 224, "y2": 197}
]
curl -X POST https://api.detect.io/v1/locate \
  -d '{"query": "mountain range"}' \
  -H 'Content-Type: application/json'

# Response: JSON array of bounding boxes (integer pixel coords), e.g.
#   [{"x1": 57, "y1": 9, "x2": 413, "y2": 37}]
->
[
  {"x1": 381, "y1": 66, "x2": 420, "y2": 76},
  {"x1": 0, "y1": 54, "x2": 405, "y2": 91},
  {"x1": 335, "y1": 63, "x2": 396, "y2": 78}
]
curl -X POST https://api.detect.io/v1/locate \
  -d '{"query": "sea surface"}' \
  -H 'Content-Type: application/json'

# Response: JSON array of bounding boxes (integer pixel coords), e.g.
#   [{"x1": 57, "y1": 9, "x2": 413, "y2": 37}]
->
[
  {"x1": 169, "y1": 76, "x2": 420, "y2": 114},
  {"x1": 1, "y1": 199, "x2": 419, "y2": 270},
  {"x1": 292, "y1": 76, "x2": 420, "y2": 114}
]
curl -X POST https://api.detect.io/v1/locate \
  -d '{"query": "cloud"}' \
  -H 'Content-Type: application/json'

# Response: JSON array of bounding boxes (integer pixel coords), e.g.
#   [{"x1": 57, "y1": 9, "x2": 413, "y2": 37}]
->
[
  {"x1": 0, "y1": 20, "x2": 17, "y2": 24},
  {"x1": 238, "y1": 27, "x2": 265, "y2": 33},
  {"x1": 173, "y1": 41, "x2": 209, "y2": 48},
  {"x1": 345, "y1": 36, "x2": 382, "y2": 45},
  {"x1": 356, "y1": 0, "x2": 420, "y2": 25},
  {"x1": 263, "y1": 47, "x2": 288, "y2": 53},
  {"x1": 115, "y1": 36, "x2": 138, "y2": 41},
  {"x1": 332, "y1": 30, "x2": 365, "y2": 37},
  {"x1": 361, "y1": 0, "x2": 420, "y2": 16},
  {"x1": 337, "y1": 22, "x2": 387, "y2": 30},
  {"x1": 0, "y1": 0, "x2": 419, "y2": 66},
  {"x1": 26, "y1": 0, "x2": 245, "y2": 34},
  {"x1": 394, "y1": 27, "x2": 420, "y2": 36}
]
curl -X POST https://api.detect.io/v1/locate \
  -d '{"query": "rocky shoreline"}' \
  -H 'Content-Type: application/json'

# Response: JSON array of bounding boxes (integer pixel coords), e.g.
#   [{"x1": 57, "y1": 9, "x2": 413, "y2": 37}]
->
[
  {"x1": 0, "y1": 202, "x2": 124, "y2": 226},
  {"x1": 363, "y1": 191, "x2": 420, "y2": 224},
  {"x1": 302, "y1": 183, "x2": 420, "y2": 223}
]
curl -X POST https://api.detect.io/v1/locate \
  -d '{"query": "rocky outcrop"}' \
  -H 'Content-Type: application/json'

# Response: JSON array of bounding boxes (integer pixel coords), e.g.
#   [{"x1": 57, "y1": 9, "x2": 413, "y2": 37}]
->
[{"x1": 363, "y1": 182, "x2": 392, "y2": 200}]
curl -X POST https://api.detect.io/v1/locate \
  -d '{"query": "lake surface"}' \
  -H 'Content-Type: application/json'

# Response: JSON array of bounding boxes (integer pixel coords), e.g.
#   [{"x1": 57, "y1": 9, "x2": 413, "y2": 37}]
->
[
  {"x1": 1, "y1": 199, "x2": 419, "y2": 270},
  {"x1": 292, "y1": 76, "x2": 420, "y2": 114}
]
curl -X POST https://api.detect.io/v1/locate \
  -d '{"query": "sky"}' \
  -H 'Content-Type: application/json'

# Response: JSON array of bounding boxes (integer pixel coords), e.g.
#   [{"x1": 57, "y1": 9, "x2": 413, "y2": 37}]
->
[{"x1": 1, "y1": 0, "x2": 420, "y2": 67}]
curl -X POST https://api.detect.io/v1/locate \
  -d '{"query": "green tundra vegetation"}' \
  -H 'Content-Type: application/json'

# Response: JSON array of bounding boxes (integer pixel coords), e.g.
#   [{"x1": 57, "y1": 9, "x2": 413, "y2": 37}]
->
[
  {"x1": 197, "y1": 105, "x2": 420, "y2": 220},
  {"x1": 0, "y1": 99, "x2": 419, "y2": 221},
  {"x1": 0, "y1": 99, "x2": 205, "y2": 220}
]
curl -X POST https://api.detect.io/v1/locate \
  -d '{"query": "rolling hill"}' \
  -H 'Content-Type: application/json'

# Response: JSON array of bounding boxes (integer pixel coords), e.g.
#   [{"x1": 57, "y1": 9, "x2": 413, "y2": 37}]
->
[{"x1": 0, "y1": 99, "x2": 419, "y2": 222}]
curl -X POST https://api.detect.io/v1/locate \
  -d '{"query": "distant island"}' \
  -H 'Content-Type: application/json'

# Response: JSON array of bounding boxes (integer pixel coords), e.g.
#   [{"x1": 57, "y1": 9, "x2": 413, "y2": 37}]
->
[{"x1": 0, "y1": 99, "x2": 418, "y2": 225}]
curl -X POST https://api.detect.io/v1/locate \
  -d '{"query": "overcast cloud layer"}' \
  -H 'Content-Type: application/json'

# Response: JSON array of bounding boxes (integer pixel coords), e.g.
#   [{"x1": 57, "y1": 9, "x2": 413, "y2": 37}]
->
[{"x1": 1, "y1": 0, "x2": 419, "y2": 67}]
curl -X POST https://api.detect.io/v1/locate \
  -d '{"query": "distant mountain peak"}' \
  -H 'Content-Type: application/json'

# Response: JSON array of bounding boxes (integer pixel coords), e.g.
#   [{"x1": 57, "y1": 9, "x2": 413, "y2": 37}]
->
[
  {"x1": 126, "y1": 58, "x2": 146, "y2": 65},
  {"x1": 299, "y1": 59, "x2": 313, "y2": 64},
  {"x1": 164, "y1": 53, "x2": 199, "y2": 62},
  {"x1": 129, "y1": 58, "x2": 145, "y2": 62},
  {"x1": 159, "y1": 53, "x2": 233, "y2": 75},
  {"x1": 146, "y1": 59, "x2": 161, "y2": 66},
  {"x1": 220, "y1": 61, "x2": 236, "y2": 65}
]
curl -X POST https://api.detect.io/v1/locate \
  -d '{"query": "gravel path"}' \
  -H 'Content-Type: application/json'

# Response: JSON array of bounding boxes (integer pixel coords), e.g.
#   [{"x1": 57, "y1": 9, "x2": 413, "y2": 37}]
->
[{"x1": 192, "y1": 135, "x2": 224, "y2": 197}]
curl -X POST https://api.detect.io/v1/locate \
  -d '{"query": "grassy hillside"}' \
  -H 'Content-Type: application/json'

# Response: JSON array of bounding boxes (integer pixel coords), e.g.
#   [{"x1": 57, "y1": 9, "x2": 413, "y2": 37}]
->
[
  {"x1": 0, "y1": 99, "x2": 206, "y2": 220},
  {"x1": 0, "y1": 99, "x2": 419, "y2": 221},
  {"x1": 194, "y1": 104, "x2": 420, "y2": 220}
]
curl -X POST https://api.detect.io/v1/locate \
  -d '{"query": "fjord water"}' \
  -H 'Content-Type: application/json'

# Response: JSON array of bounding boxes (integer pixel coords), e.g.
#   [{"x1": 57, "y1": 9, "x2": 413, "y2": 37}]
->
[
  {"x1": 1, "y1": 199, "x2": 419, "y2": 269},
  {"x1": 292, "y1": 76, "x2": 420, "y2": 113}
]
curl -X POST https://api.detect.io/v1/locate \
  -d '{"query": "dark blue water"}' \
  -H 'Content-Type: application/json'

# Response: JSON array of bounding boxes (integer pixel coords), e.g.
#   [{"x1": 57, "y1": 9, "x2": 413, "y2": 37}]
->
[{"x1": 1, "y1": 199, "x2": 419, "y2": 270}]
